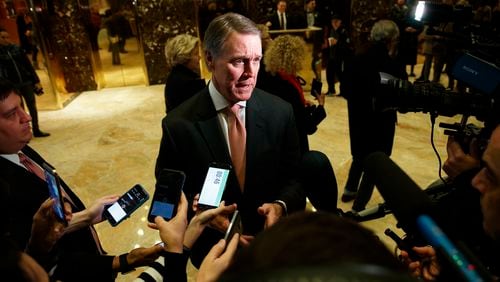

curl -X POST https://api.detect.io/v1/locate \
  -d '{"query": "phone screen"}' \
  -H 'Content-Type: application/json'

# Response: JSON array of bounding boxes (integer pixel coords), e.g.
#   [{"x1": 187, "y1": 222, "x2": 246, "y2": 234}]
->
[
  {"x1": 148, "y1": 169, "x2": 185, "y2": 222},
  {"x1": 42, "y1": 165, "x2": 66, "y2": 223},
  {"x1": 198, "y1": 165, "x2": 230, "y2": 209},
  {"x1": 105, "y1": 184, "x2": 149, "y2": 226},
  {"x1": 224, "y1": 210, "x2": 242, "y2": 242}
]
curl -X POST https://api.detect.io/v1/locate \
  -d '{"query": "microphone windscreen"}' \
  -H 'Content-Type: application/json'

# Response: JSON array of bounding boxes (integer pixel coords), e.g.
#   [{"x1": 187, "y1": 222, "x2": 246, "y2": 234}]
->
[{"x1": 363, "y1": 152, "x2": 435, "y2": 233}]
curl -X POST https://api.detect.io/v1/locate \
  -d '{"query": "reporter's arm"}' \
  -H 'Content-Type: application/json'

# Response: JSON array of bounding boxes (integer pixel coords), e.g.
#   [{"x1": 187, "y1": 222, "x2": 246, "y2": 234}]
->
[
  {"x1": 65, "y1": 195, "x2": 119, "y2": 233},
  {"x1": 184, "y1": 201, "x2": 236, "y2": 249}
]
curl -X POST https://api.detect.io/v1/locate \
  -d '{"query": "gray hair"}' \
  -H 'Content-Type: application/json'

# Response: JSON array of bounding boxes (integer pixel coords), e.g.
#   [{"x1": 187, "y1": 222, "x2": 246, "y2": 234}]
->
[
  {"x1": 370, "y1": 19, "x2": 399, "y2": 43},
  {"x1": 164, "y1": 34, "x2": 199, "y2": 67},
  {"x1": 203, "y1": 12, "x2": 260, "y2": 59}
]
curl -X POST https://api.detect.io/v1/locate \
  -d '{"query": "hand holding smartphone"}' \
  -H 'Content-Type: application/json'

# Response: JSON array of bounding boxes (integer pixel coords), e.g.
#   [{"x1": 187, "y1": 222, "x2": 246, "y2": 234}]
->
[
  {"x1": 384, "y1": 228, "x2": 419, "y2": 260},
  {"x1": 103, "y1": 184, "x2": 149, "y2": 226},
  {"x1": 148, "y1": 169, "x2": 185, "y2": 222},
  {"x1": 42, "y1": 163, "x2": 67, "y2": 225},
  {"x1": 197, "y1": 163, "x2": 231, "y2": 210}
]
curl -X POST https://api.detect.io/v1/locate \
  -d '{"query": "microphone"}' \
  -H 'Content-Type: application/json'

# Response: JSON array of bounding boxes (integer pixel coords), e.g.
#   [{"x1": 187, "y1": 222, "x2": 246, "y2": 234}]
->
[
  {"x1": 362, "y1": 152, "x2": 434, "y2": 234},
  {"x1": 363, "y1": 152, "x2": 489, "y2": 281}
]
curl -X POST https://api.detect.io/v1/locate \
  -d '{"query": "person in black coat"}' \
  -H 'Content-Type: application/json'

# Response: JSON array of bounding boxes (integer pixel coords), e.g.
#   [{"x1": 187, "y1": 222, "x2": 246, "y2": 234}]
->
[
  {"x1": 163, "y1": 34, "x2": 206, "y2": 113},
  {"x1": 340, "y1": 19, "x2": 408, "y2": 211},
  {"x1": 0, "y1": 28, "x2": 49, "y2": 137}
]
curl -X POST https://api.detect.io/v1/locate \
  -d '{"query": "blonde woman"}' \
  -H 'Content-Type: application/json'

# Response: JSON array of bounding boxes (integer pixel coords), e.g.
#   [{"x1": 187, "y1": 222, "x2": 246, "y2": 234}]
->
[
  {"x1": 258, "y1": 34, "x2": 326, "y2": 154},
  {"x1": 164, "y1": 34, "x2": 206, "y2": 113},
  {"x1": 257, "y1": 34, "x2": 338, "y2": 214}
]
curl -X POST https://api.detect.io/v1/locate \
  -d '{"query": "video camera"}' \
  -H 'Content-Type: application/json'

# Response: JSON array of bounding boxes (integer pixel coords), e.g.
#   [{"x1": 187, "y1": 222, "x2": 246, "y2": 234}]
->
[{"x1": 374, "y1": 0, "x2": 500, "y2": 148}]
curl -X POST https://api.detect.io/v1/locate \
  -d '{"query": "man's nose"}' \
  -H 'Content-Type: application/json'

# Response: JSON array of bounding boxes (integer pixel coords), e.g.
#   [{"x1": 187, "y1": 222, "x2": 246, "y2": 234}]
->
[
  {"x1": 19, "y1": 108, "x2": 32, "y2": 122},
  {"x1": 243, "y1": 61, "x2": 258, "y2": 77}
]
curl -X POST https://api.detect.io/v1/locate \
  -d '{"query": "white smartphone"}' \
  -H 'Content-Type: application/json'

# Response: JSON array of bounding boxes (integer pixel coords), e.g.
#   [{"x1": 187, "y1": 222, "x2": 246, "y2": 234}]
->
[{"x1": 197, "y1": 163, "x2": 231, "y2": 210}]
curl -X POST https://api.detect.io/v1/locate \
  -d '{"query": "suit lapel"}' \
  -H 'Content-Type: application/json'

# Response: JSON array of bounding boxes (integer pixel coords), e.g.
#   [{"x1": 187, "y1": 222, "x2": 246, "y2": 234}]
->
[
  {"x1": 245, "y1": 90, "x2": 267, "y2": 179},
  {"x1": 0, "y1": 148, "x2": 45, "y2": 186},
  {"x1": 193, "y1": 91, "x2": 232, "y2": 164}
]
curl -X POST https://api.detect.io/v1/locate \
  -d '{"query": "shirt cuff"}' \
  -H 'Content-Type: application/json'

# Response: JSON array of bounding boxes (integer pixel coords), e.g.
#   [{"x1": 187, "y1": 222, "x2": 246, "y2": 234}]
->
[{"x1": 273, "y1": 200, "x2": 288, "y2": 216}]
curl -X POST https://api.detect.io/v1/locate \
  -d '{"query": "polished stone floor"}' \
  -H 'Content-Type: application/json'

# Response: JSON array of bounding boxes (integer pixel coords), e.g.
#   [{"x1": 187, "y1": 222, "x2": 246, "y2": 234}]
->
[{"x1": 28, "y1": 57, "x2": 470, "y2": 281}]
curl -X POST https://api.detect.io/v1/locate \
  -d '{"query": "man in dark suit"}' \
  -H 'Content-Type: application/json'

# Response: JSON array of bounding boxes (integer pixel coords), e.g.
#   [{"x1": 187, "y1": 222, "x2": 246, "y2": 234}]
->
[
  {"x1": 267, "y1": 0, "x2": 292, "y2": 30},
  {"x1": 0, "y1": 79, "x2": 162, "y2": 281},
  {"x1": 155, "y1": 12, "x2": 306, "y2": 267}
]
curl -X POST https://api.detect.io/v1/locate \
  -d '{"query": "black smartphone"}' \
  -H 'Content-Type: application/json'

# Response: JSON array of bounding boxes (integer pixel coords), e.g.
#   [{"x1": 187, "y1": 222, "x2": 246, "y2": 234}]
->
[
  {"x1": 224, "y1": 210, "x2": 242, "y2": 242},
  {"x1": 103, "y1": 184, "x2": 149, "y2": 226},
  {"x1": 147, "y1": 169, "x2": 186, "y2": 222},
  {"x1": 311, "y1": 78, "x2": 322, "y2": 97},
  {"x1": 198, "y1": 163, "x2": 231, "y2": 210},
  {"x1": 42, "y1": 163, "x2": 67, "y2": 224}
]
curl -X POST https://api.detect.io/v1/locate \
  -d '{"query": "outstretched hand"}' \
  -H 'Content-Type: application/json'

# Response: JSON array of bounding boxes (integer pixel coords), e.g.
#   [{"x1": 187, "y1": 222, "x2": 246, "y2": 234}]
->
[
  {"x1": 147, "y1": 192, "x2": 189, "y2": 253},
  {"x1": 27, "y1": 198, "x2": 69, "y2": 254},
  {"x1": 257, "y1": 202, "x2": 283, "y2": 229},
  {"x1": 197, "y1": 234, "x2": 240, "y2": 282},
  {"x1": 184, "y1": 200, "x2": 237, "y2": 249},
  {"x1": 192, "y1": 194, "x2": 236, "y2": 233},
  {"x1": 400, "y1": 246, "x2": 440, "y2": 281},
  {"x1": 443, "y1": 135, "x2": 481, "y2": 179}
]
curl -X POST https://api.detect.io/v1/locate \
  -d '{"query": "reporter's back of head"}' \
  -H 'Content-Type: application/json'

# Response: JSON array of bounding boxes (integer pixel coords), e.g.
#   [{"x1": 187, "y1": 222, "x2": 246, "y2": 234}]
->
[{"x1": 221, "y1": 211, "x2": 414, "y2": 281}]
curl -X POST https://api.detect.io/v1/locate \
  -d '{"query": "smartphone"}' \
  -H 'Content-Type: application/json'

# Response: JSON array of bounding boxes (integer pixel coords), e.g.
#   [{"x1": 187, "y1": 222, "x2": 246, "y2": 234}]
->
[
  {"x1": 103, "y1": 184, "x2": 149, "y2": 226},
  {"x1": 224, "y1": 210, "x2": 242, "y2": 242},
  {"x1": 198, "y1": 163, "x2": 231, "y2": 210},
  {"x1": 147, "y1": 169, "x2": 186, "y2": 222},
  {"x1": 42, "y1": 163, "x2": 67, "y2": 224},
  {"x1": 311, "y1": 78, "x2": 322, "y2": 97}
]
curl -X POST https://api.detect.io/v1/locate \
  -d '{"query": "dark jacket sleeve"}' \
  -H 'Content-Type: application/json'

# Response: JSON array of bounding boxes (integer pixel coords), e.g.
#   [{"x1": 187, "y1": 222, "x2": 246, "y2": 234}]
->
[
  {"x1": 55, "y1": 253, "x2": 116, "y2": 281},
  {"x1": 161, "y1": 251, "x2": 189, "y2": 282}
]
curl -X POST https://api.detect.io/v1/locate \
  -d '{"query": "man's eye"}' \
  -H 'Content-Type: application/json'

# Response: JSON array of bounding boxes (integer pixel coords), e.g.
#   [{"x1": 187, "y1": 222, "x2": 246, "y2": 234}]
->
[
  {"x1": 232, "y1": 59, "x2": 244, "y2": 65},
  {"x1": 5, "y1": 112, "x2": 16, "y2": 119}
]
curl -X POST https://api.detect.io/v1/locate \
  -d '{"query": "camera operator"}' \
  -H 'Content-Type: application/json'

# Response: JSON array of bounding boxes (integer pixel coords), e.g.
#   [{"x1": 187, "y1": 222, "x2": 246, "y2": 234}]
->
[
  {"x1": 340, "y1": 19, "x2": 408, "y2": 211},
  {"x1": 400, "y1": 123, "x2": 500, "y2": 281}
]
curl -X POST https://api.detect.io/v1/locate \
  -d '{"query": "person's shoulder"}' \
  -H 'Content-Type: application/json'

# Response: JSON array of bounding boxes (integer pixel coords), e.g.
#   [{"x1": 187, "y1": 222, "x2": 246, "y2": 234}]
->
[{"x1": 164, "y1": 88, "x2": 210, "y2": 120}]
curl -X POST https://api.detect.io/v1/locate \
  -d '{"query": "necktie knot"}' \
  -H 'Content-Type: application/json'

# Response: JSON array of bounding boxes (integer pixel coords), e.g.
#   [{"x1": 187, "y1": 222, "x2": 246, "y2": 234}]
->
[{"x1": 228, "y1": 103, "x2": 242, "y2": 119}]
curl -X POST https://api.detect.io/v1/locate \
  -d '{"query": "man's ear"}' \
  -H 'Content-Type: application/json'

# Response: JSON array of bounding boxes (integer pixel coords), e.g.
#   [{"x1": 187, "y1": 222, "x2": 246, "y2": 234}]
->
[{"x1": 205, "y1": 51, "x2": 214, "y2": 70}]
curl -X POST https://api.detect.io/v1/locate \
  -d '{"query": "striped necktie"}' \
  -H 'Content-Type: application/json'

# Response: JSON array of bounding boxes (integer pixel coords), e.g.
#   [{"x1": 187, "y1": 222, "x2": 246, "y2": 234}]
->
[{"x1": 19, "y1": 152, "x2": 46, "y2": 181}]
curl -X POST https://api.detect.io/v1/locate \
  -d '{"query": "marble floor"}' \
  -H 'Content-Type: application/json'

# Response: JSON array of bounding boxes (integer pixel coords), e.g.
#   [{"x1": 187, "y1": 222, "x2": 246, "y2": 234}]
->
[{"x1": 27, "y1": 56, "x2": 472, "y2": 281}]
